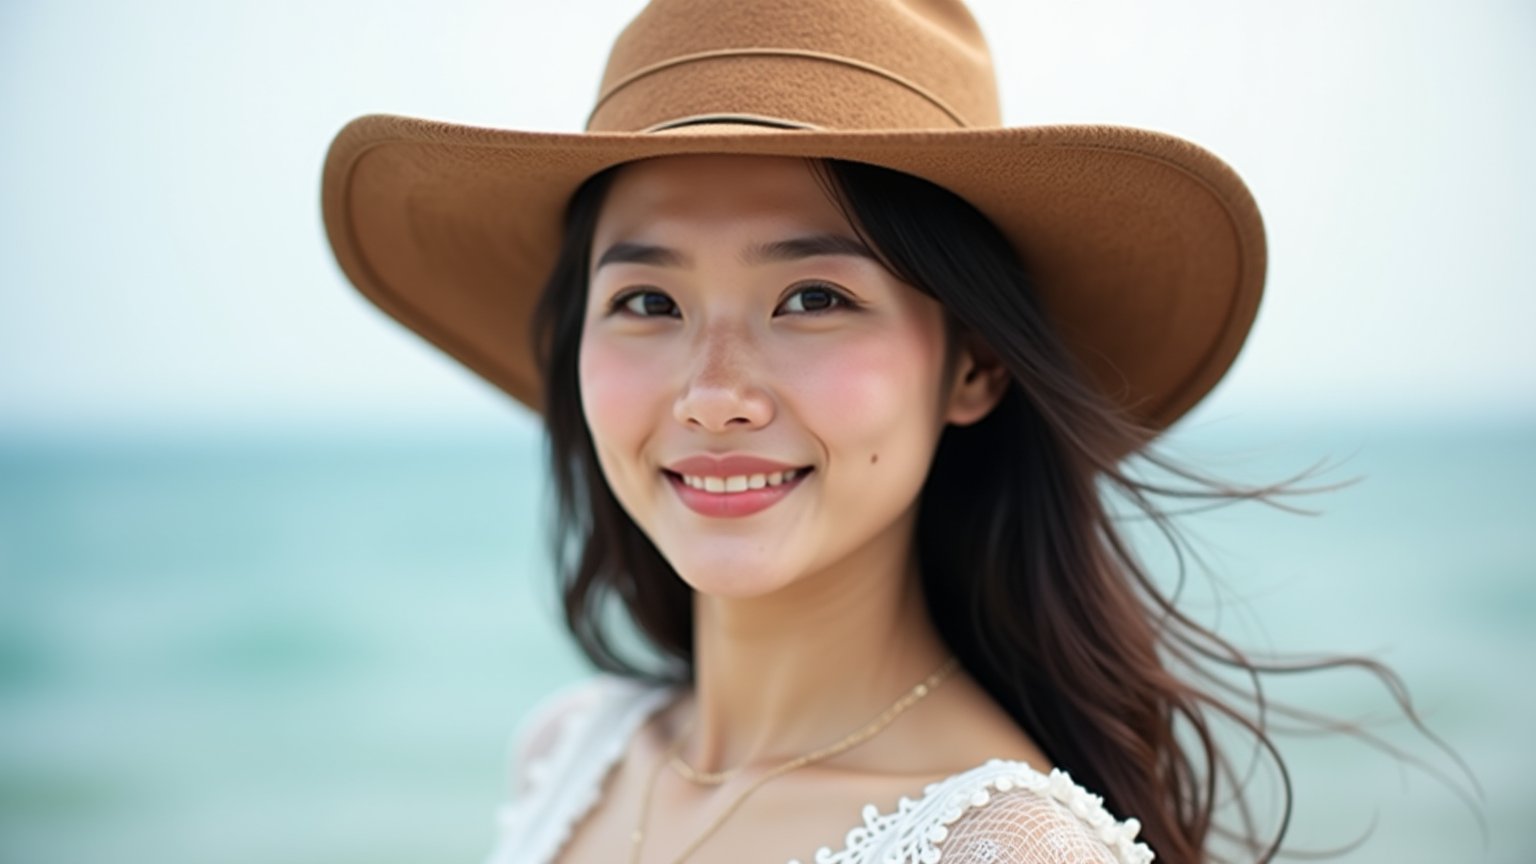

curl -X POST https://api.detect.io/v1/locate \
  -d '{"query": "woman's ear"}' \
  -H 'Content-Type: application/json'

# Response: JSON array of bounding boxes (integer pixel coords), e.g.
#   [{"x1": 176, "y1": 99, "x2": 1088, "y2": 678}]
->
[{"x1": 944, "y1": 333, "x2": 1009, "y2": 427}]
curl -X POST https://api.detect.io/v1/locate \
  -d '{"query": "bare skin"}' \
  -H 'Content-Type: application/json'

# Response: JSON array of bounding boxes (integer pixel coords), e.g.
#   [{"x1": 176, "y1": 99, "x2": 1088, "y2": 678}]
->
[{"x1": 562, "y1": 154, "x2": 1052, "y2": 863}]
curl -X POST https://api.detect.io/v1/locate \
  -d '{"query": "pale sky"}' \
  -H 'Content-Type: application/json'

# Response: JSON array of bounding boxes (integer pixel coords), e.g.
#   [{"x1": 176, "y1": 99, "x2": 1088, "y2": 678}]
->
[{"x1": 1, "y1": 1, "x2": 1533, "y2": 437}]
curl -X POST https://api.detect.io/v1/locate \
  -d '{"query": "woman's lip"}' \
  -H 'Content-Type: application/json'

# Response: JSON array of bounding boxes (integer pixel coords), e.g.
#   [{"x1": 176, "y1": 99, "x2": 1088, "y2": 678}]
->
[
  {"x1": 664, "y1": 468, "x2": 812, "y2": 518},
  {"x1": 666, "y1": 454, "x2": 807, "y2": 477}
]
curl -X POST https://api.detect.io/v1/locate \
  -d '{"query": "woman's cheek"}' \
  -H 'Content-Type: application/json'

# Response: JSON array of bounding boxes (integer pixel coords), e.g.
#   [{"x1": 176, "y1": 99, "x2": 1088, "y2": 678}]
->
[
  {"x1": 579, "y1": 335, "x2": 662, "y2": 446},
  {"x1": 781, "y1": 332, "x2": 933, "y2": 439}
]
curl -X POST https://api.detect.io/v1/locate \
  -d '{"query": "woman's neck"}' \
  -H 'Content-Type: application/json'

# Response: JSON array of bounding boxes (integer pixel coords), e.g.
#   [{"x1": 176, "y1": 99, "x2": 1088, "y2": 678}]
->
[{"x1": 684, "y1": 523, "x2": 953, "y2": 774}]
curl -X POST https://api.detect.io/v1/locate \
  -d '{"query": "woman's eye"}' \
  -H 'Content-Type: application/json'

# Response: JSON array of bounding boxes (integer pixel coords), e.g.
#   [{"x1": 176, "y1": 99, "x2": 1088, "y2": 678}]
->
[
  {"x1": 778, "y1": 284, "x2": 849, "y2": 315},
  {"x1": 615, "y1": 290, "x2": 678, "y2": 317}
]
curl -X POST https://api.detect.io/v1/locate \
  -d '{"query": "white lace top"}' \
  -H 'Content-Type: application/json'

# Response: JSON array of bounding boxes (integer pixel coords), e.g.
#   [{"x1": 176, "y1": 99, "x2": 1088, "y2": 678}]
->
[{"x1": 485, "y1": 675, "x2": 1156, "y2": 864}]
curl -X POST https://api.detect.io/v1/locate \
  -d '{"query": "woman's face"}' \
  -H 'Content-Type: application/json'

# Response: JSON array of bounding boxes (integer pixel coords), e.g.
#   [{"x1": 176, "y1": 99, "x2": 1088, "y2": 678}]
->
[{"x1": 578, "y1": 154, "x2": 988, "y2": 599}]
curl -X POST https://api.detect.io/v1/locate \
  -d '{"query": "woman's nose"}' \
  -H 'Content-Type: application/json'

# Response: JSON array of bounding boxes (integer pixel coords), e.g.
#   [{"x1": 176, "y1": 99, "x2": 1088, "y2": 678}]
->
[{"x1": 672, "y1": 329, "x2": 774, "y2": 432}]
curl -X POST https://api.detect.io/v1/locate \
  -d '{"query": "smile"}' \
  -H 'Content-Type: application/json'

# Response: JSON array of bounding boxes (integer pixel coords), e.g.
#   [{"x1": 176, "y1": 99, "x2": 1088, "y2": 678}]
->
[
  {"x1": 676, "y1": 467, "x2": 810, "y2": 493},
  {"x1": 663, "y1": 467, "x2": 813, "y2": 518}
]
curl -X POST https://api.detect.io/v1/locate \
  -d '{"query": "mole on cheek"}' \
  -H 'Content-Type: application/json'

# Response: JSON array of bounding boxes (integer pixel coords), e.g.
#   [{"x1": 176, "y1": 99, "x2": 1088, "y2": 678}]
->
[{"x1": 870, "y1": 453, "x2": 879, "y2": 465}]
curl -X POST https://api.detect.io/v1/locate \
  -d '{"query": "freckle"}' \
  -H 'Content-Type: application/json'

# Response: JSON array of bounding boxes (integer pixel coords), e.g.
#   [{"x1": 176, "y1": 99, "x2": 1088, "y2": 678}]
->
[{"x1": 870, "y1": 453, "x2": 879, "y2": 465}]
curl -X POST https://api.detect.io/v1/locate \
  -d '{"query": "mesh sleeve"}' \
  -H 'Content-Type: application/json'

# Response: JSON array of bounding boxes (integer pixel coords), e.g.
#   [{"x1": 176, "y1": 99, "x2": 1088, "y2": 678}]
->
[{"x1": 935, "y1": 786, "x2": 1137, "y2": 864}]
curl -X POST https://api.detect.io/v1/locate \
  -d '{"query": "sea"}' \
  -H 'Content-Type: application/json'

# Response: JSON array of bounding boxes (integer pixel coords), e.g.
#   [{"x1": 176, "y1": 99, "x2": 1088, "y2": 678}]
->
[{"x1": 0, "y1": 420, "x2": 1530, "y2": 864}]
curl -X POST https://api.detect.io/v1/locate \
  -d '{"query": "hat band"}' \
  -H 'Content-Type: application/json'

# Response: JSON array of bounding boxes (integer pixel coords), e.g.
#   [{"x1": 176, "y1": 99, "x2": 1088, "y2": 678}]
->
[
  {"x1": 642, "y1": 113, "x2": 822, "y2": 133},
  {"x1": 588, "y1": 48, "x2": 971, "y2": 130}
]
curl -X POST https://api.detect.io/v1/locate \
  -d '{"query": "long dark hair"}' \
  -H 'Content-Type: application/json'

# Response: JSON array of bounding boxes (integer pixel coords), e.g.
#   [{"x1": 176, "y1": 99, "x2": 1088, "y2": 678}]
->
[{"x1": 531, "y1": 158, "x2": 1476, "y2": 864}]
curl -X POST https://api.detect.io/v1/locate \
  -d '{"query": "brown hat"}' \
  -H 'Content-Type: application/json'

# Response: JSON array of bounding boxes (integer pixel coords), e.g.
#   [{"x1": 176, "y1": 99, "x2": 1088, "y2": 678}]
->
[{"x1": 321, "y1": 0, "x2": 1264, "y2": 430}]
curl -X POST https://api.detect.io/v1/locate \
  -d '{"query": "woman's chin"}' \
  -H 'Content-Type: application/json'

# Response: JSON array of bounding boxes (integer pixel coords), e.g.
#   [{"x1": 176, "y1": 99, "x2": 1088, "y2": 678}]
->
[{"x1": 672, "y1": 561, "x2": 803, "y2": 601}]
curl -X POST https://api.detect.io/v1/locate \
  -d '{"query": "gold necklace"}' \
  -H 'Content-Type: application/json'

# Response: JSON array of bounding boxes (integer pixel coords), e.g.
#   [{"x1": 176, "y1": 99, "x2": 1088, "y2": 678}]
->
[
  {"x1": 668, "y1": 749, "x2": 737, "y2": 785},
  {"x1": 630, "y1": 657, "x2": 958, "y2": 864}
]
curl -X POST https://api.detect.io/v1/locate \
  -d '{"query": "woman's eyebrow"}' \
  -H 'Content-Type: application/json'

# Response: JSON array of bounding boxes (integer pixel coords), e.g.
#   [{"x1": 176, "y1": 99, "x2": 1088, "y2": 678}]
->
[
  {"x1": 593, "y1": 233, "x2": 876, "y2": 271},
  {"x1": 595, "y1": 242, "x2": 686, "y2": 270},
  {"x1": 742, "y1": 233, "x2": 878, "y2": 264}
]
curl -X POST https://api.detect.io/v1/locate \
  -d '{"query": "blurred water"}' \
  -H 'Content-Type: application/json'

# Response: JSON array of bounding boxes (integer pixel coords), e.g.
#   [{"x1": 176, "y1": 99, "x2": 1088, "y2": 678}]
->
[{"x1": 0, "y1": 423, "x2": 1529, "y2": 864}]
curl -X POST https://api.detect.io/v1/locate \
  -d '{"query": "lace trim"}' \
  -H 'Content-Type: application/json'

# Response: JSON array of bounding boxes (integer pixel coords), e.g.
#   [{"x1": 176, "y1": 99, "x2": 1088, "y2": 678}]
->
[{"x1": 796, "y1": 760, "x2": 1154, "y2": 864}]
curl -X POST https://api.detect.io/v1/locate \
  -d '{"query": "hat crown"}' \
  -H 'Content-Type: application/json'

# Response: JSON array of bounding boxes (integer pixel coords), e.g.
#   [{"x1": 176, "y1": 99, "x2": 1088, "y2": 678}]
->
[{"x1": 588, "y1": 0, "x2": 1000, "y2": 133}]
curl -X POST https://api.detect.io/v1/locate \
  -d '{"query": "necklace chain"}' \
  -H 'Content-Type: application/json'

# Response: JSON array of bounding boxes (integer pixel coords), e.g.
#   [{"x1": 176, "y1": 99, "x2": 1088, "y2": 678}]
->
[
  {"x1": 668, "y1": 751, "x2": 737, "y2": 785},
  {"x1": 629, "y1": 657, "x2": 958, "y2": 864}
]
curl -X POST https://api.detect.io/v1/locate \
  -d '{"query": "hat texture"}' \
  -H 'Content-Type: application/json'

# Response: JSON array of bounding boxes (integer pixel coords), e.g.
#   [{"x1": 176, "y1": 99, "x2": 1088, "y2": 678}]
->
[{"x1": 321, "y1": 0, "x2": 1265, "y2": 429}]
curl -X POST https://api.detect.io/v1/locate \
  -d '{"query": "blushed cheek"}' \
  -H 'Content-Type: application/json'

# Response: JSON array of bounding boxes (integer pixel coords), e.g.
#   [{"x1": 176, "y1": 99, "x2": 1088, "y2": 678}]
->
[
  {"x1": 578, "y1": 336, "x2": 659, "y2": 460},
  {"x1": 783, "y1": 330, "x2": 944, "y2": 456}
]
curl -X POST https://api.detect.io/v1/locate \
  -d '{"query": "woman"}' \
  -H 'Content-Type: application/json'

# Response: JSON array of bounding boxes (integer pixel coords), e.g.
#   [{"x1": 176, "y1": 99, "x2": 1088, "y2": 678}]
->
[{"x1": 319, "y1": 1, "x2": 1458, "y2": 861}]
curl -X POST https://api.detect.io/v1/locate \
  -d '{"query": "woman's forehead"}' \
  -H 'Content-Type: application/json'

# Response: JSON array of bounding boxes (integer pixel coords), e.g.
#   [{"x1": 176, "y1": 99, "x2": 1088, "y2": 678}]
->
[{"x1": 593, "y1": 154, "x2": 855, "y2": 247}]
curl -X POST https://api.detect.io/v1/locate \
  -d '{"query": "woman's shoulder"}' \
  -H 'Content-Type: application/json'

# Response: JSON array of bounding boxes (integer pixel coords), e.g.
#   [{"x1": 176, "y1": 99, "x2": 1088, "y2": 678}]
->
[
  {"x1": 811, "y1": 759, "x2": 1155, "y2": 864},
  {"x1": 488, "y1": 673, "x2": 680, "y2": 864},
  {"x1": 505, "y1": 672, "x2": 675, "y2": 789}
]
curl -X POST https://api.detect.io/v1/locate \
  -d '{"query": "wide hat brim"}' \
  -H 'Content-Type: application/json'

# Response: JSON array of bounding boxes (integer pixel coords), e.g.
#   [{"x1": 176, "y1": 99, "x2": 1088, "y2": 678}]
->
[{"x1": 321, "y1": 115, "x2": 1264, "y2": 431}]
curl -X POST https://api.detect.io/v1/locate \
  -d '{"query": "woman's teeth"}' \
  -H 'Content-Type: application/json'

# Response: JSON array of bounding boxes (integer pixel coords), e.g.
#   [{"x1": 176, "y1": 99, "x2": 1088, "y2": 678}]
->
[{"x1": 679, "y1": 468, "x2": 808, "y2": 493}]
